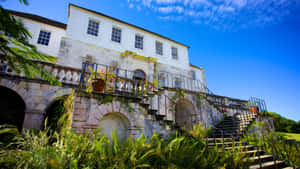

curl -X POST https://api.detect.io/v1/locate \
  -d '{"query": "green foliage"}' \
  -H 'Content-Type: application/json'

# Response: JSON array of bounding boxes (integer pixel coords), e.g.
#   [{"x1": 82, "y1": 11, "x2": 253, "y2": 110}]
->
[
  {"x1": 172, "y1": 90, "x2": 185, "y2": 100},
  {"x1": 127, "y1": 103, "x2": 135, "y2": 113},
  {"x1": 0, "y1": 122, "x2": 252, "y2": 169},
  {"x1": 0, "y1": 125, "x2": 20, "y2": 146},
  {"x1": 45, "y1": 91, "x2": 75, "y2": 136},
  {"x1": 262, "y1": 112, "x2": 300, "y2": 133},
  {"x1": 278, "y1": 132, "x2": 300, "y2": 143},
  {"x1": 245, "y1": 122, "x2": 300, "y2": 167},
  {"x1": 0, "y1": 5, "x2": 60, "y2": 85}
]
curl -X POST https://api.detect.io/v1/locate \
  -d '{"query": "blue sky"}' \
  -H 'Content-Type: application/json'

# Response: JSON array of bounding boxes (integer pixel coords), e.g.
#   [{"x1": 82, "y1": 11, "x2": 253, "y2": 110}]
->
[{"x1": 3, "y1": 0, "x2": 300, "y2": 121}]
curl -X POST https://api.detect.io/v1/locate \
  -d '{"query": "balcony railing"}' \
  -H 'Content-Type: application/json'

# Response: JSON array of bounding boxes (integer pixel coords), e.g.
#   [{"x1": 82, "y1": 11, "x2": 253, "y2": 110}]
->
[
  {"x1": 78, "y1": 62, "x2": 211, "y2": 97},
  {"x1": 0, "y1": 58, "x2": 82, "y2": 85}
]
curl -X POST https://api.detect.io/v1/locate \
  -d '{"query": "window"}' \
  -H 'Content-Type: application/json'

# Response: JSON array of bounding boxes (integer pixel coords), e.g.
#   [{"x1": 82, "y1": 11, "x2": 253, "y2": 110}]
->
[
  {"x1": 192, "y1": 71, "x2": 196, "y2": 80},
  {"x1": 133, "y1": 70, "x2": 146, "y2": 81},
  {"x1": 37, "y1": 30, "x2": 51, "y2": 46},
  {"x1": 156, "y1": 41, "x2": 163, "y2": 55},
  {"x1": 87, "y1": 20, "x2": 99, "y2": 36},
  {"x1": 159, "y1": 73, "x2": 166, "y2": 87},
  {"x1": 111, "y1": 27, "x2": 121, "y2": 43},
  {"x1": 175, "y1": 78, "x2": 182, "y2": 88},
  {"x1": 135, "y1": 35, "x2": 143, "y2": 49},
  {"x1": 172, "y1": 47, "x2": 178, "y2": 60}
]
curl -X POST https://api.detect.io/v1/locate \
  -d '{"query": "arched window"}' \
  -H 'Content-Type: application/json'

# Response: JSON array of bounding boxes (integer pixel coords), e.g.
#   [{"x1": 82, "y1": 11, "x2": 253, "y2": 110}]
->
[{"x1": 133, "y1": 70, "x2": 146, "y2": 80}]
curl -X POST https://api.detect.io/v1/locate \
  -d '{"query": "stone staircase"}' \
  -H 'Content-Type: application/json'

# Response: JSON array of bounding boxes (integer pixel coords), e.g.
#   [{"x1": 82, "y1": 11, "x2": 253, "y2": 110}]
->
[
  {"x1": 211, "y1": 112, "x2": 257, "y2": 138},
  {"x1": 208, "y1": 112, "x2": 292, "y2": 169},
  {"x1": 207, "y1": 138, "x2": 290, "y2": 169}
]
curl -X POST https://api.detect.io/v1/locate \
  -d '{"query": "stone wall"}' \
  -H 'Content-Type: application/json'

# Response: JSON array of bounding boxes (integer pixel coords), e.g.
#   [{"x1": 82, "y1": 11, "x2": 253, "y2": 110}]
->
[
  {"x1": 160, "y1": 90, "x2": 224, "y2": 129},
  {"x1": 0, "y1": 76, "x2": 237, "y2": 139},
  {"x1": 0, "y1": 77, "x2": 74, "y2": 129}
]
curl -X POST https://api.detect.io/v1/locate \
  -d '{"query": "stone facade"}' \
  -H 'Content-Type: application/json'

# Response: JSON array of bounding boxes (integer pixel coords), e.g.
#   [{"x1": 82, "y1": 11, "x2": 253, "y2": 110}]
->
[{"x1": 0, "y1": 76, "x2": 227, "y2": 139}]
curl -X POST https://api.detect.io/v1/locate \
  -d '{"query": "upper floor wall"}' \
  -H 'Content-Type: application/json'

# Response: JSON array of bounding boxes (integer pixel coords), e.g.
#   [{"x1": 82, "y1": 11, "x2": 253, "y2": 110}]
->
[
  {"x1": 66, "y1": 4, "x2": 190, "y2": 70},
  {"x1": 10, "y1": 11, "x2": 66, "y2": 57}
]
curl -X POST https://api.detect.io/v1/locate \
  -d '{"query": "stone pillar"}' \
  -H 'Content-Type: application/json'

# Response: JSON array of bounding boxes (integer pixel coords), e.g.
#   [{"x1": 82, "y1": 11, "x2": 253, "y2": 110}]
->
[{"x1": 22, "y1": 110, "x2": 45, "y2": 129}]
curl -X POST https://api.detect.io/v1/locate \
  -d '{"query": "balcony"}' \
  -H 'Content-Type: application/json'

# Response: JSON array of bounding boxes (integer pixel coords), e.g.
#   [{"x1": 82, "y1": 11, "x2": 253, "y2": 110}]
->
[{"x1": 78, "y1": 62, "x2": 209, "y2": 98}]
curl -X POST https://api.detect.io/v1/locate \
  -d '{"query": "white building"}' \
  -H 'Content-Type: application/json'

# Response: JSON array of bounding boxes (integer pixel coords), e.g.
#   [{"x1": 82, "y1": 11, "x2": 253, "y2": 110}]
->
[
  {"x1": 9, "y1": 4, "x2": 207, "y2": 92},
  {"x1": 3, "y1": 5, "x2": 255, "y2": 138}
]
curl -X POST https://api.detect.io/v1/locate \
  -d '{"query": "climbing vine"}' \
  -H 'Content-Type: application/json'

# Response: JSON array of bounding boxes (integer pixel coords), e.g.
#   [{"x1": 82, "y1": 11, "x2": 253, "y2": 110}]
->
[{"x1": 168, "y1": 90, "x2": 185, "y2": 111}]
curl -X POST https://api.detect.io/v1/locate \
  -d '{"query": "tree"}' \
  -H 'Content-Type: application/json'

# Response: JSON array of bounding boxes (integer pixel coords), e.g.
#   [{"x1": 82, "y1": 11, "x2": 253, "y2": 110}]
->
[{"x1": 0, "y1": 0, "x2": 60, "y2": 85}]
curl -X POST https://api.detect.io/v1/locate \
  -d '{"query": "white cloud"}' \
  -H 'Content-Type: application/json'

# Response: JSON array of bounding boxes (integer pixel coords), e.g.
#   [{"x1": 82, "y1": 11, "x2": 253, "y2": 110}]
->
[
  {"x1": 129, "y1": 3, "x2": 135, "y2": 8},
  {"x1": 127, "y1": 0, "x2": 299, "y2": 29},
  {"x1": 137, "y1": 5, "x2": 142, "y2": 11},
  {"x1": 156, "y1": 0, "x2": 181, "y2": 4},
  {"x1": 158, "y1": 6, "x2": 184, "y2": 13}
]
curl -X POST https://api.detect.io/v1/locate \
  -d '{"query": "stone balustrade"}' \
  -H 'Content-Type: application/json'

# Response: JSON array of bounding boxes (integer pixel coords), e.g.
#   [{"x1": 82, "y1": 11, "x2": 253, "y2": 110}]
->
[{"x1": 0, "y1": 59, "x2": 82, "y2": 86}]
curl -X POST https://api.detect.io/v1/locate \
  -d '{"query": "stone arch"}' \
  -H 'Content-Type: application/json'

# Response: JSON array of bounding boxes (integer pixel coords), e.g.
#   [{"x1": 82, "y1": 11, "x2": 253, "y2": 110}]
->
[
  {"x1": 45, "y1": 88, "x2": 74, "y2": 110},
  {"x1": 85, "y1": 100, "x2": 138, "y2": 133},
  {"x1": 175, "y1": 98, "x2": 196, "y2": 131},
  {"x1": 43, "y1": 95, "x2": 69, "y2": 131},
  {"x1": 0, "y1": 86, "x2": 26, "y2": 131},
  {"x1": 133, "y1": 69, "x2": 146, "y2": 80},
  {"x1": 98, "y1": 112, "x2": 130, "y2": 141}
]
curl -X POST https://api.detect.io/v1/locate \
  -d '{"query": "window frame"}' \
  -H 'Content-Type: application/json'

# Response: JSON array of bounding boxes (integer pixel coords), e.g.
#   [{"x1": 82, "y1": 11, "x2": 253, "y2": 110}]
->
[
  {"x1": 192, "y1": 71, "x2": 196, "y2": 80},
  {"x1": 156, "y1": 41, "x2": 163, "y2": 56},
  {"x1": 135, "y1": 34, "x2": 144, "y2": 50},
  {"x1": 37, "y1": 30, "x2": 51, "y2": 46},
  {"x1": 174, "y1": 78, "x2": 182, "y2": 88},
  {"x1": 111, "y1": 27, "x2": 122, "y2": 43},
  {"x1": 87, "y1": 19, "x2": 100, "y2": 37},
  {"x1": 171, "y1": 47, "x2": 178, "y2": 60}
]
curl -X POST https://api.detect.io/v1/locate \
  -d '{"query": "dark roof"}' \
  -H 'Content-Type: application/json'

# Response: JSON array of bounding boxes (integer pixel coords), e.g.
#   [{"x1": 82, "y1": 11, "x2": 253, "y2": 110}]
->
[
  {"x1": 190, "y1": 64, "x2": 203, "y2": 70},
  {"x1": 8, "y1": 10, "x2": 67, "y2": 29},
  {"x1": 69, "y1": 3, "x2": 190, "y2": 48}
]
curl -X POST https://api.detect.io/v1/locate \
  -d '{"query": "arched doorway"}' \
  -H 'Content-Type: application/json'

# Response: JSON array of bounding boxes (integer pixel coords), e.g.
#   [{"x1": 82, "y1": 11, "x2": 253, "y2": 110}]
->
[
  {"x1": 175, "y1": 99, "x2": 195, "y2": 131},
  {"x1": 99, "y1": 112, "x2": 130, "y2": 141},
  {"x1": 44, "y1": 97, "x2": 68, "y2": 133},
  {"x1": 133, "y1": 69, "x2": 146, "y2": 94},
  {"x1": 133, "y1": 69, "x2": 146, "y2": 80},
  {"x1": 0, "y1": 86, "x2": 26, "y2": 131}
]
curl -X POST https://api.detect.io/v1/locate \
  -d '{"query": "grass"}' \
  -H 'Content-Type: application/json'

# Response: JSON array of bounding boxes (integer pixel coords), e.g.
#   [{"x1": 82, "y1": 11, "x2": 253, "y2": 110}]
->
[{"x1": 277, "y1": 132, "x2": 300, "y2": 142}]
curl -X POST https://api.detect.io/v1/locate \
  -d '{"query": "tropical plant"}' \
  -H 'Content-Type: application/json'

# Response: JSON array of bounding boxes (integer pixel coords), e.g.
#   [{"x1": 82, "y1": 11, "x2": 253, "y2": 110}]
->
[
  {"x1": 0, "y1": 119, "x2": 253, "y2": 169},
  {"x1": 0, "y1": 0, "x2": 60, "y2": 85}
]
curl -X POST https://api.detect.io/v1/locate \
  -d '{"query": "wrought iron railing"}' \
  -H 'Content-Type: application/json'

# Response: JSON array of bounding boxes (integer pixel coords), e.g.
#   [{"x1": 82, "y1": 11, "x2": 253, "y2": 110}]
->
[
  {"x1": 78, "y1": 62, "x2": 209, "y2": 97},
  {"x1": 248, "y1": 96, "x2": 268, "y2": 113}
]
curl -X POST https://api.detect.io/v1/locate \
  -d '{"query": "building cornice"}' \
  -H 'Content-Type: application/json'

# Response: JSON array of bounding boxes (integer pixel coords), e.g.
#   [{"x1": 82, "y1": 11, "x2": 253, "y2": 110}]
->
[{"x1": 8, "y1": 10, "x2": 67, "y2": 29}]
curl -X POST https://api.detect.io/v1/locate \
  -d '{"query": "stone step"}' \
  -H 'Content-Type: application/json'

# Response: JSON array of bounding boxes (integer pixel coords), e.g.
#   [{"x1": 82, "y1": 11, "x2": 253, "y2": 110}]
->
[
  {"x1": 206, "y1": 137, "x2": 239, "y2": 142},
  {"x1": 148, "y1": 109, "x2": 157, "y2": 115},
  {"x1": 207, "y1": 141, "x2": 248, "y2": 147},
  {"x1": 249, "y1": 160, "x2": 286, "y2": 169},
  {"x1": 211, "y1": 132, "x2": 242, "y2": 137},
  {"x1": 140, "y1": 102, "x2": 150, "y2": 109},
  {"x1": 248, "y1": 154, "x2": 274, "y2": 163},
  {"x1": 213, "y1": 129, "x2": 241, "y2": 132},
  {"x1": 211, "y1": 133, "x2": 242, "y2": 137},
  {"x1": 224, "y1": 145, "x2": 256, "y2": 151},
  {"x1": 242, "y1": 150, "x2": 265, "y2": 156},
  {"x1": 155, "y1": 114, "x2": 165, "y2": 121}
]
